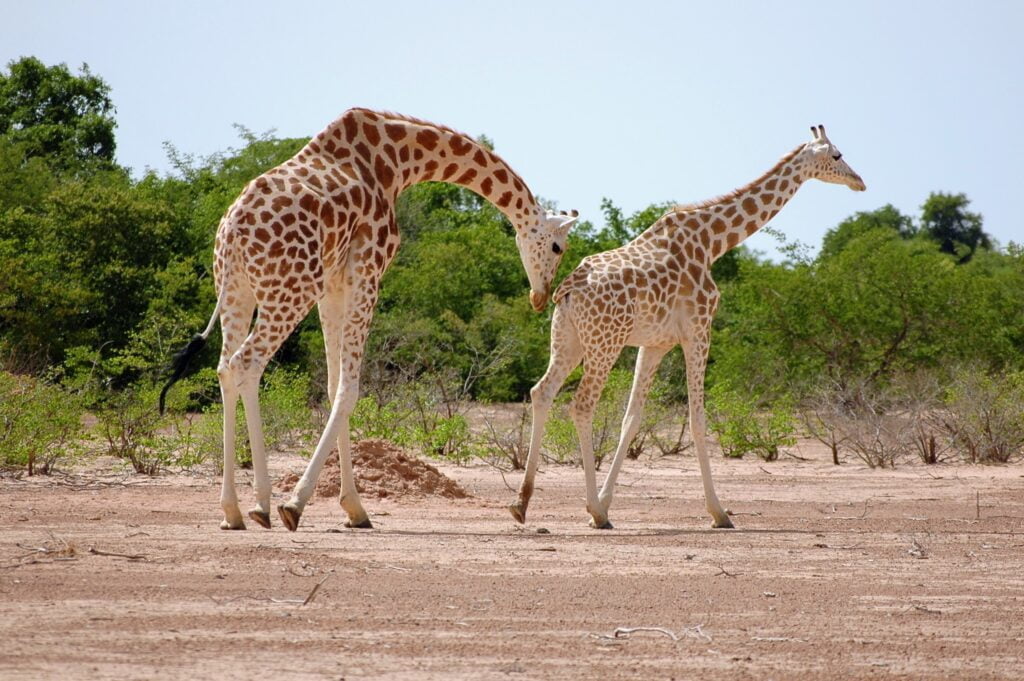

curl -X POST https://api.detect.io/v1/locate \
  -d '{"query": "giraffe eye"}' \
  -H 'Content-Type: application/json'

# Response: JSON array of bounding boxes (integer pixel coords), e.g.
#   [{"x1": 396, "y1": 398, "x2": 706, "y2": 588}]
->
[
  {"x1": 552, "y1": 242, "x2": 562, "y2": 254},
  {"x1": 832, "y1": 153, "x2": 842, "y2": 161}
]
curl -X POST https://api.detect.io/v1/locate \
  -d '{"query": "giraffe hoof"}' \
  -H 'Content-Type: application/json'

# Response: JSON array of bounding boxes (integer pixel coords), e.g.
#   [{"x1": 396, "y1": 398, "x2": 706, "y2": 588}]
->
[
  {"x1": 589, "y1": 517, "x2": 614, "y2": 530},
  {"x1": 343, "y1": 517, "x2": 373, "y2": 529},
  {"x1": 508, "y1": 503, "x2": 527, "y2": 524},
  {"x1": 277, "y1": 503, "x2": 301, "y2": 532},
  {"x1": 248, "y1": 509, "x2": 272, "y2": 529},
  {"x1": 712, "y1": 515, "x2": 735, "y2": 529},
  {"x1": 220, "y1": 519, "x2": 246, "y2": 531}
]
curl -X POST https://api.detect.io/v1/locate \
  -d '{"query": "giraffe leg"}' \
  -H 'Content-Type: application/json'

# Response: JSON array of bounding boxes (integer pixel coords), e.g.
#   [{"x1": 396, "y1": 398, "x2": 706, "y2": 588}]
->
[
  {"x1": 216, "y1": 289, "x2": 256, "y2": 530},
  {"x1": 596, "y1": 345, "x2": 669, "y2": 518},
  {"x1": 317, "y1": 281, "x2": 346, "y2": 511},
  {"x1": 510, "y1": 305, "x2": 582, "y2": 524},
  {"x1": 570, "y1": 351, "x2": 619, "y2": 529},
  {"x1": 682, "y1": 328, "x2": 733, "y2": 529},
  {"x1": 279, "y1": 261, "x2": 382, "y2": 531},
  {"x1": 231, "y1": 302, "x2": 311, "y2": 529}
]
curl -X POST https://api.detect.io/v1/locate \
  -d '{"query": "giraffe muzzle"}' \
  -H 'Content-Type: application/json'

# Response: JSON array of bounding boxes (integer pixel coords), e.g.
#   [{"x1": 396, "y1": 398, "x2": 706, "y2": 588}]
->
[{"x1": 529, "y1": 289, "x2": 549, "y2": 311}]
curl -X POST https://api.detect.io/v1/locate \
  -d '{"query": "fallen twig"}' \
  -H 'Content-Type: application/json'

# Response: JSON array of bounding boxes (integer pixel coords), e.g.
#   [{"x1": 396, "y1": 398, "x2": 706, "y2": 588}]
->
[
  {"x1": 712, "y1": 565, "x2": 740, "y2": 578},
  {"x1": 87, "y1": 546, "x2": 148, "y2": 561},
  {"x1": 302, "y1": 574, "x2": 329, "y2": 606},
  {"x1": 752, "y1": 636, "x2": 808, "y2": 643},
  {"x1": 612, "y1": 626, "x2": 680, "y2": 641}
]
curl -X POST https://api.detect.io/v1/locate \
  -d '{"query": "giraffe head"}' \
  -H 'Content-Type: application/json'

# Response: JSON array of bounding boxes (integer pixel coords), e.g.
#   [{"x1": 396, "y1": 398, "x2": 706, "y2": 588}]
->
[
  {"x1": 517, "y1": 208, "x2": 578, "y2": 311},
  {"x1": 801, "y1": 125, "x2": 866, "y2": 191}
]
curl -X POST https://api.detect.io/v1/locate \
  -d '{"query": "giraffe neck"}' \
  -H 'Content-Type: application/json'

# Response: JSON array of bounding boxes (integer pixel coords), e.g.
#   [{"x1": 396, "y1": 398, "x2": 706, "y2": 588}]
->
[
  {"x1": 307, "y1": 109, "x2": 540, "y2": 227},
  {"x1": 658, "y1": 144, "x2": 808, "y2": 262}
]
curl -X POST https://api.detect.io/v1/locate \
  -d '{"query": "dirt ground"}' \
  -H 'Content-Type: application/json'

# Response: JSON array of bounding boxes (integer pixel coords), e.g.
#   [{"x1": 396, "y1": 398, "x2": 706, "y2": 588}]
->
[{"x1": 2, "y1": 442, "x2": 1024, "y2": 680}]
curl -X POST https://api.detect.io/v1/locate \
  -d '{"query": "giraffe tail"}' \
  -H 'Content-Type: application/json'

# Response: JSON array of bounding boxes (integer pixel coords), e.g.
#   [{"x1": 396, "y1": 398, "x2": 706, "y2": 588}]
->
[{"x1": 158, "y1": 291, "x2": 224, "y2": 415}]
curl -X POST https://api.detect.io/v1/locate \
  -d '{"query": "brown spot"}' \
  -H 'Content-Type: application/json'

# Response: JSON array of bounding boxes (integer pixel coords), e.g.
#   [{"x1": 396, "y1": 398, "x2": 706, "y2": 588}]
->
[
  {"x1": 416, "y1": 129, "x2": 439, "y2": 150},
  {"x1": 342, "y1": 114, "x2": 359, "y2": 143},
  {"x1": 496, "y1": 191, "x2": 513, "y2": 208},
  {"x1": 723, "y1": 205, "x2": 737, "y2": 217},
  {"x1": 413, "y1": 148, "x2": 424, "y2": 161},
  {"x1": 765, "y1": 179, "x2": 778, "y2": 191},
  {"x1": 742, "y1": 197, "x2": 758, "y2": 215},
  {"x1": 254, "y1": 227, "x2": 271, "y2": 243},
  {"x1": 441, "y1": 163, "x2": 459, "y2": 181},
  {"x1": 299, "y1": 194, "x2": 318, "y2": 213},
  {"x1": 384, "y1": 123, "x2": 407, "y2": 142},
  {"x1": 449, "y1": 136, "x2": 473, "y2": 156},
  {"x1": 472, "y1": 149, "x2": 487, "y2": 167},
  {"x1": 746, "y1": 220, "x2": 760, "y2": 234},
  {"x1": 493, "y1": 168, "x2": 509, "y2": 184},
  {"x1": 684, "y1": 218, "x2": 701, "y2": 229},
  {"x1": 481, "y1": 177, "x2": 493, "y2": 195},
  {"x1": 375, "y1": 156, "x2": 395, "y2": 188},
  {"x1": 454, "y1": 168, "x2": 478, "y2": 185},
  {"x1": 731, "y1": 214, "x2": 745, "y2": 227},
  {"x1": 423, "y1": 160, "x2": 439, "y2": 176},
  {"x1": 779, "y1": 179, "x2": 790, "y2": 191},
  {"x1": 726, "y1": 232, "x2": 740, "y2": 249},
  {"x1": 362, "y1": 123, "x2": 381, "y2": 146},
  {"x1": 711, "y1": 218, "x2": 726, "y2": 234},
  {"x1": 354, "y1": 142, "x2": 372, "y2": 162},
  {"x1": 383, "y1": 144, "x2": 398, "y2": 166},
  {"x1": 399, "y1": 146, "x2": 410, "y2": 163},
  {"x1": 271, "y1": 196, "x2": 293, "y2": 211}
]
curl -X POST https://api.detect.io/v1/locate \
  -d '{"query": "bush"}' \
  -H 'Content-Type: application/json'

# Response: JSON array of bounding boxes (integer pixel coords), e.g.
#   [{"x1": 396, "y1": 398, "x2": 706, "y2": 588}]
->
[
  {"x1": 708, "y1": 384, "x2": 797, "y2": 461},
  {"x1": 95, "y1": 383, "x2": 168, "y2": 475},
  {"x1": 941, "y1": 368, "x2": 1024, "y2": 463},
  {"x1": 0, "y1": 371, "x2": 84, "y2": 474}
]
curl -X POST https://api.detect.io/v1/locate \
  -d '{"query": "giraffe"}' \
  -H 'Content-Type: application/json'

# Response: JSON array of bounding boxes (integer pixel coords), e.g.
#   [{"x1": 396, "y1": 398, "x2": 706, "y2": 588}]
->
[
  {"x1": 160, "y1": 108, "x2": 577, "y2": 532},
  {"x1": 509, "y1": 125, "x2": 864, "y2": 529}
]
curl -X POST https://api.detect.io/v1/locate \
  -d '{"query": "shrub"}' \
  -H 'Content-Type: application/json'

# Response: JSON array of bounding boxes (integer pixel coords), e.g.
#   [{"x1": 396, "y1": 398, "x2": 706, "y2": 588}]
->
[
  {"x1": 708, "y1": 384, "x2": 797, "y2": 461},
  {"x1": 0, "y1": 371, "x2": 84, "y2": 474},
  {"x1": 941, "y1": 368, "x2": 1024, "y2": 463},
  {"x1": 95, "y1": 383, "x2": 168, "y2": 475}
]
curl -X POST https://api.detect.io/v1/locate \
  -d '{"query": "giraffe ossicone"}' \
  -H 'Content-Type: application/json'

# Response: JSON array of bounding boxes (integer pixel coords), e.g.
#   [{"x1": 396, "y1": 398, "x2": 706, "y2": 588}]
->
[
  {"x1": 159, "y1": 108, "x2": 576, "y2": 531},
  {"x1": 510, "y1": 125, "x2": 864, "y2": 529}
]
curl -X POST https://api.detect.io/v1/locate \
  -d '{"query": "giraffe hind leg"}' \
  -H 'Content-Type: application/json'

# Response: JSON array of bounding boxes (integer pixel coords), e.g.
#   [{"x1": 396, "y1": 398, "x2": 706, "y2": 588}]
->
[{"x1": 216, "y1": 288, "x2": 256, "y2": 530}]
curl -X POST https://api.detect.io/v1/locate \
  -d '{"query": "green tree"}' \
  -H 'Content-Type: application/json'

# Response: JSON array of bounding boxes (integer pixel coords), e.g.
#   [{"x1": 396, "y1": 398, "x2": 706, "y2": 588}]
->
[
  {"x1": 920, "y1": 192, "x2": 990, "y2": 264},
  {"x1": 0, "y1": 57, "x2": 116, "y2": 170},
  {"x1": 818, "y1": 204, "x2": 914, "y2": 260}
]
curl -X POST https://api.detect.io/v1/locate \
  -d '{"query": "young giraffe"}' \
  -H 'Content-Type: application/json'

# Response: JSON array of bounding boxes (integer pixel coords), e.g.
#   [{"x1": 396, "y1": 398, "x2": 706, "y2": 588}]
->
[
  {"x1": 510, "y1": 125, "x2": 865, "y2": 529},
  {"x1": 161, "y1": 108, "x2": 577, "y2": 532}
]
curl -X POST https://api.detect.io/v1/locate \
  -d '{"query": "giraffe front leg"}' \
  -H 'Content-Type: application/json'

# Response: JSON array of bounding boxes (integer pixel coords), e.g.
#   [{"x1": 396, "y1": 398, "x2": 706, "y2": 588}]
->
[{"x1": 510, "y1": 305, "x2": 582, "y2": 524}]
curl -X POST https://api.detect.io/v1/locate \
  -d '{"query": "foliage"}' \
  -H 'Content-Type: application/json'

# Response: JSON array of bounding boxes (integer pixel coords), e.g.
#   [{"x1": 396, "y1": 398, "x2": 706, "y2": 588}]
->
[
  {"x1": 707, "y1": 383, "x2": 797, "y2": 461},
  {"x1": 0, "y1": 370, "x2": 84, "y2": 474},
  {"x1": 920, "y1": 192, "x2": 989, "y2": 263},
  {"x1": 0, "y1": 57, "x2": 116, "y2": 170},
  {"x1": 941, "y1": 368, "x2": 1024, "y2": 464}
]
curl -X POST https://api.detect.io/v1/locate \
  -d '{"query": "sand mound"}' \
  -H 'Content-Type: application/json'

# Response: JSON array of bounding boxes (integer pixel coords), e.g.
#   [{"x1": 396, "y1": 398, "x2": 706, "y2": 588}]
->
[{"x1": 277, "y1": 438, "x2": 470, "y2": 501}]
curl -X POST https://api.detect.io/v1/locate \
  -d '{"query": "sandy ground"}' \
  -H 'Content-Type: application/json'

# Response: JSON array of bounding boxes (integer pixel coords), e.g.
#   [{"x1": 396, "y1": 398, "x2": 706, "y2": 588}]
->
[{"x1": 2, "y1": 444, "x2": 1024, "y2": 680}]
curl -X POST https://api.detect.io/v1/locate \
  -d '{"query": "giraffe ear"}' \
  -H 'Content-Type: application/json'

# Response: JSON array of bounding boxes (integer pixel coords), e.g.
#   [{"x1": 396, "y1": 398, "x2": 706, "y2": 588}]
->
[{"x1": 557, "y1": 213, "x2": 578, "y2": 235}]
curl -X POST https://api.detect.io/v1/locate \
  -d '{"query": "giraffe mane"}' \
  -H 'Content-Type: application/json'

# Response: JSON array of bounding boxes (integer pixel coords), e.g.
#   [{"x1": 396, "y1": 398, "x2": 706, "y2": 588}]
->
[
  {"x1": 668, "y1": 144, "x2": 805, "y2": 215},
  {"x1": 346, "y1": 107, "x2": 470, "y2": 140},
  {"x1": 341, "y1": 108, "x2": 537, "y2": 206}
]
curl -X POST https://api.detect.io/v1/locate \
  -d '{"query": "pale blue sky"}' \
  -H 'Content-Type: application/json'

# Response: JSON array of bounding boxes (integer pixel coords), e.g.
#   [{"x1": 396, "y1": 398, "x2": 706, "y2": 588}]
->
[{"x1": 3, "y1": 1, "x2": 1021, "y2": 258}]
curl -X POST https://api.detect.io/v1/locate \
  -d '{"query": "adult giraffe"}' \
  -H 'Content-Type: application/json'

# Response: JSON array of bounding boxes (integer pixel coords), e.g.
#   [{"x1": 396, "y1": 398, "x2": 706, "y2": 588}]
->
[
  {"x1": 510, "y1": 125, "x2": 864, "y2": 529},
  {"x1": 161, "y1": 108, "x2": 577, "y2": 531}
]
